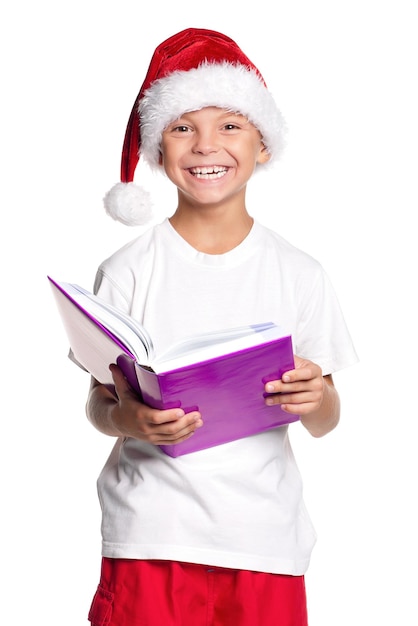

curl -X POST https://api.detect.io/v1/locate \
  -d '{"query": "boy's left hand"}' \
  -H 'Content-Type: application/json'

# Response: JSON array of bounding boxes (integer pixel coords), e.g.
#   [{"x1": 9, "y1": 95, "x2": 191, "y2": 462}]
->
[{"x1": 264, "y1": 355, "x2": 325, "y2": 415}]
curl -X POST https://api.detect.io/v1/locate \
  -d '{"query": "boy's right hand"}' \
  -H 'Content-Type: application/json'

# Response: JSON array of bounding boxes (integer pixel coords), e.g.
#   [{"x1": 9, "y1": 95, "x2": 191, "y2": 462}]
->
[{"x1": 109, "y1": 364, "x2": 203, "y2": 446}]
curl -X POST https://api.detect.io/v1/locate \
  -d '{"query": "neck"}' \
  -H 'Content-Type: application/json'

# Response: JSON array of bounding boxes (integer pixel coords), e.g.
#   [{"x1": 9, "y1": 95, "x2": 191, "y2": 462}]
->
[{"x1": 169, "y1": 202, "x2": 254, "y2": 255}]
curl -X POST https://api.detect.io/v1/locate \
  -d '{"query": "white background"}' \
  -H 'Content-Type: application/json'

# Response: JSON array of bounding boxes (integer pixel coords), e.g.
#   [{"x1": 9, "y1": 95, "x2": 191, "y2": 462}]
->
[{"x1": 1, "y1": 1, "x2": 416, "y2": 624}]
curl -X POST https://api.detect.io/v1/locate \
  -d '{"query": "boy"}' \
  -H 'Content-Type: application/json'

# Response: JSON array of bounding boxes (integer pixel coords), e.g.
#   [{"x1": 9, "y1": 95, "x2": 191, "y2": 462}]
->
[{"x1": 86, "y1": 28, "x2": 357, "y2": 626}]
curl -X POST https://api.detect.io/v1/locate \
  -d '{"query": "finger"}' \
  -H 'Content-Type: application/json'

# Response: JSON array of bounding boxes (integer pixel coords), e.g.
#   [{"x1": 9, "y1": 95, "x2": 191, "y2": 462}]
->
[
  {"x1": 280, "y1": 401, "x2": 320, "y2": 415},
  {"x1": 282, "y1": 368, "x2": 315, "y2": 383},
  {"x1": 265, "y1": 372, "x2": 315, "y2": 393},
  {"x1": 265, "y1": 391, "x2": 319, "y2": 407},
  {"x1": 265, "y1": 380, "x2": 316, "y2": 395},
  {"x1": 141, "y1": 405, "x2": 201, "y2": 429},
  {"x1": 148, "y1": 415, "x2": 203, "y2": 444},
  {"x1": 150, "y1": 430, "x2": 195, "y2": 446},
  {"x1": 152, "y1": 412, "x2": 203, "y2": 433},
  {"x1": 109, "y1": 363, "x2": 133, "y2": 393}
]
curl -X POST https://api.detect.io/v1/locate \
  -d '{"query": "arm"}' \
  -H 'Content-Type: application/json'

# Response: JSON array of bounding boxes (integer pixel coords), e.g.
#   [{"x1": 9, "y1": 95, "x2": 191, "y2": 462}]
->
[
  {"x1": 264, "y1": 355, "x2": 340, "y2": 437},
  {"x1": 86, "y1": 364, "x2": 203, "y2": 445}
]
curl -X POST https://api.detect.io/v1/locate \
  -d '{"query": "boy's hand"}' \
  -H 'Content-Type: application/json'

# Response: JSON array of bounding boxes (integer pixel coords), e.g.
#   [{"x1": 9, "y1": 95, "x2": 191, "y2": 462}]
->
[
  {"x1": 109, "y1": 364, "x2": 203, "y2": 445},
  {"x1": 264, "y1": 355, "x2": 325, "y2": 415}
]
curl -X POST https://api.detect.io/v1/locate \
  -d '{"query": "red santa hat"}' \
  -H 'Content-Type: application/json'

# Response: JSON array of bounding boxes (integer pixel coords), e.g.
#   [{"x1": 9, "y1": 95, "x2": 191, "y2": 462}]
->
[{"x1": 104, "y1": 28, "x2": 286, "y2": 226}]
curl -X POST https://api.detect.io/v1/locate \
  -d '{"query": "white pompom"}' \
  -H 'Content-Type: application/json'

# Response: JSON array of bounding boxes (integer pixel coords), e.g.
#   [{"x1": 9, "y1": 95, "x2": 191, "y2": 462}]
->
[{"x1": 103, "y1": 182, "x2": 154, "y2": 226}]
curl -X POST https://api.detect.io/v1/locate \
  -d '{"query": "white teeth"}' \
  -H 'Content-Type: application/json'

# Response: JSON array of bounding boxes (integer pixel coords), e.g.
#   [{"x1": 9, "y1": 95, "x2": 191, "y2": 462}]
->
[{"x1": 190, "y1": 166, "x2": 228, "y2": 179}]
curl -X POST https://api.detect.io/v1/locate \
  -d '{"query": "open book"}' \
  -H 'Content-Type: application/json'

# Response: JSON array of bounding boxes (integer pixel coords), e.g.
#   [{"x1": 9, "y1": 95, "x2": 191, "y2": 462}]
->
[{"x1": 48, "y1": 276, "x2": 299, "y2": 457}]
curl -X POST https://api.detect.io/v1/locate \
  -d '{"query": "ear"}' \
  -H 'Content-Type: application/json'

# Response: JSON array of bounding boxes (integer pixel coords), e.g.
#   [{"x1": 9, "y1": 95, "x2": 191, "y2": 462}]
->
[{"x1": 257, "y1": 143, "x2": 271, "y2": 165}]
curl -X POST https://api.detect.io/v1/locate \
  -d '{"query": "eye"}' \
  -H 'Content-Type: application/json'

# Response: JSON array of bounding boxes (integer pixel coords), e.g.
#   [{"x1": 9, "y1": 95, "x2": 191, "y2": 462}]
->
[
  {"x1": 223, "y1": 123, "x2": 239, "y2": 131},
  {"x1": 171, "y1": 124, "x2": 191, "y2": 133}
]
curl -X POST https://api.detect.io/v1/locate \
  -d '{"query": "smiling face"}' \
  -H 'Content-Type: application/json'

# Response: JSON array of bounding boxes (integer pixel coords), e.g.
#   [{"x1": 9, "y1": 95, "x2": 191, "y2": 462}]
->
[{"x1": 160, "y1": 107, "x2": 270, "y2": 212}]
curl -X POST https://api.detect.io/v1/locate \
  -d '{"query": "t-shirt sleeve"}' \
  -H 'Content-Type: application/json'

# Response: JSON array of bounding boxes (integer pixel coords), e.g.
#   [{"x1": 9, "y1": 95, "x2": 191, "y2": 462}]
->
[
  {"x1": 293, "y1": 266, "x2": 358, "y2": 376},
  {"x1": 93, "y1": 266, "x2": 131, "y2": 313}
]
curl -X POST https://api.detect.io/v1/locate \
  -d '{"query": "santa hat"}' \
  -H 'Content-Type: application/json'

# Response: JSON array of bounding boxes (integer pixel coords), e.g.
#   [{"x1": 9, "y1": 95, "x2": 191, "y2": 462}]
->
[{"x1": 104, "y1": 28, "x2": 286, "y2": 226}]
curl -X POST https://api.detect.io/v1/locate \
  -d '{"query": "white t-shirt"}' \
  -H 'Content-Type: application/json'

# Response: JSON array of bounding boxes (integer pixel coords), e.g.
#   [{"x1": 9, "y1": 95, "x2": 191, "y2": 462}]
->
[{"x1": 93, "y1": 219, "x2": 357, "y2": 575}]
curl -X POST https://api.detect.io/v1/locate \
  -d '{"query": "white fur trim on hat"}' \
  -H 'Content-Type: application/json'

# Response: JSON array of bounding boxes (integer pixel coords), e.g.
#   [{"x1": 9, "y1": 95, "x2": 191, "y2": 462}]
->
[{"x1": 139, "y1": 62, "x2": 286, "y2": 169}]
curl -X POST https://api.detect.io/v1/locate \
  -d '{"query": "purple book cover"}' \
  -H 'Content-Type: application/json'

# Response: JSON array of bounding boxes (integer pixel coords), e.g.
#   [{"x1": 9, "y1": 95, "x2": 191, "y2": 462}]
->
[
  {"x1": 49, "y1": 276, "x2": 299, "y2": 458},
  {"x1": 117, "y1": 335, "x2": 298, "y2": 458}
]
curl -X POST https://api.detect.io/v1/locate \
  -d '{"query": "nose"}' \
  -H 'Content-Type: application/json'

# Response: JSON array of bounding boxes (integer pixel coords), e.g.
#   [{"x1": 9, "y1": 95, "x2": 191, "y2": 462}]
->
[{"x1": 192, "y1": 129, "x2": 220, "y2": 155}]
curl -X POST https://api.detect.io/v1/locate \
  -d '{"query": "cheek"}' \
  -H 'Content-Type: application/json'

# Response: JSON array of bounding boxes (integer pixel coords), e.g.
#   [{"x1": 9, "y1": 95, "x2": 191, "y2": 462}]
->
[{"x1": 159, "y1": 141, "x2": 180, "y2": 167}]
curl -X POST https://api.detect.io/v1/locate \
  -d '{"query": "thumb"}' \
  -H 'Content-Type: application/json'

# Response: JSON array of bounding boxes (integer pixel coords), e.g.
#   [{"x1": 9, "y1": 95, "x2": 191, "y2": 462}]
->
[
  {"x1": 109, "y1": 363, "x2": 134, "y2": 397},
  {"x1": 293, "y1": 354, "x2": 311, "y2": 369}
]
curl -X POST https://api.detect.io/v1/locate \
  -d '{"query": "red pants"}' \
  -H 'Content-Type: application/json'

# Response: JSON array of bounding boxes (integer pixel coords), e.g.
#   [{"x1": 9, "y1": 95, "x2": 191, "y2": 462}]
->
[{"x1": 88, "y1": 558, "x2": 308, "y2": 626}]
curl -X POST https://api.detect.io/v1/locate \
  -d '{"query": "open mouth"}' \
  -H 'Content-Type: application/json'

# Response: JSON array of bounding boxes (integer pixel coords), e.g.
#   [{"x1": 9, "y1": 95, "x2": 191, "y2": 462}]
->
[{"x1": 189, "y1": 166, "x2": 228, "y2": 179}]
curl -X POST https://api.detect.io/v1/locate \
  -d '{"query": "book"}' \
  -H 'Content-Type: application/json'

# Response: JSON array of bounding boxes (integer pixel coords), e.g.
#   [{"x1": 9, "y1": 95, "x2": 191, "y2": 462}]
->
[{"x1": 48, "y1": 276, "x2": 299, "y2": 457}]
